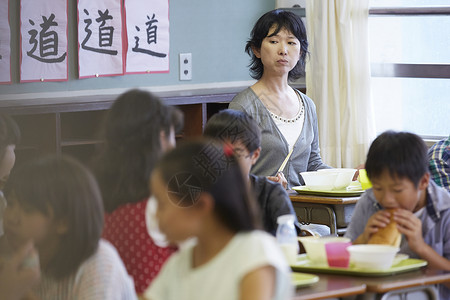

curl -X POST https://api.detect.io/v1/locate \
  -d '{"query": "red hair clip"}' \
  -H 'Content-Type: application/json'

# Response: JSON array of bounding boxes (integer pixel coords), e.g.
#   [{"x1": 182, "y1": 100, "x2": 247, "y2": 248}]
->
[{"x1": 223, "y1": 143, "x2": 234, "y2": 158}]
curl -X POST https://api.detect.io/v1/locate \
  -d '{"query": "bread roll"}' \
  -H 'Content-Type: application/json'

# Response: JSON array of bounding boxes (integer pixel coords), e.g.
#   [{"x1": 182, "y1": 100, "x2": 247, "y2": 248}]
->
[{"x1": 368, "y1": 208, "x2": 401, "y2": 247}]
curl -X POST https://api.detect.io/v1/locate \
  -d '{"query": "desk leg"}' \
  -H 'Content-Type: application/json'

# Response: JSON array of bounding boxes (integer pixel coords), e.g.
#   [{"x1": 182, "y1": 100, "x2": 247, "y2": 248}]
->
[
  {"x1": 377, "y1": 285, "x2": 438, "y2": 300},
  {"x1": 292, "y1": 203, "x2": 338, "y2": 235},
  {"x1": 343, "y1": 286, "x2": 438, "y2": 300}
]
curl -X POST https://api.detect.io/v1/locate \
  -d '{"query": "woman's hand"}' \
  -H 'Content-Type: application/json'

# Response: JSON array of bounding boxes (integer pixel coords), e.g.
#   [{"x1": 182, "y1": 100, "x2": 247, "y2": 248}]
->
[
  {"x1": 353, "y1": 164, "x2": 365, "y2": 181},
  {"x1": 267, "y1": 172, "x2": 288, "y2": 189}
]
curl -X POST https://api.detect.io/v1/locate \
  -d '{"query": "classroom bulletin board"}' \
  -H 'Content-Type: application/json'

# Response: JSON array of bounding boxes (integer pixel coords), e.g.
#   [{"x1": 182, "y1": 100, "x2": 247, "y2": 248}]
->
[{"x1": 0, "y1": 0, "x2": 169, "y2": 84}]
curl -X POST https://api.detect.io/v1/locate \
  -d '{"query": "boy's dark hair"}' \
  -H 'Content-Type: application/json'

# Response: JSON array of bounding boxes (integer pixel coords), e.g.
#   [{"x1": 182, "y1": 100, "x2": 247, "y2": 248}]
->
[
  {"x1": 365, "y1": 131, "x2": 429, "y2": 187},
  {"x1": 0, "y1": 114, "x2": 21, "y2": 161},
  {"x1": 203, "y1": 109, "x2": 261, "y2": 153},
  {"x1": 246, "y1": 9, "x2": 309, "y2": 81},
  {"x1": 5, "y1": 155, "x2": 104, "y2": 278},
  {"x1": 155, "y1": 138, "x2": 262, "y2": 232},
  {"x1": 94, "y1": 89, "x2": 184, "y2": 213}
]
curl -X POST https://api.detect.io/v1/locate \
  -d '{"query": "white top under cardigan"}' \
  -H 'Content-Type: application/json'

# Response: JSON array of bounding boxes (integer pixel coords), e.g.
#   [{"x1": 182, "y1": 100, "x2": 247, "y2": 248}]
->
[{"x1": 271, "y1": 96, "x2": 305, "y2": 152}]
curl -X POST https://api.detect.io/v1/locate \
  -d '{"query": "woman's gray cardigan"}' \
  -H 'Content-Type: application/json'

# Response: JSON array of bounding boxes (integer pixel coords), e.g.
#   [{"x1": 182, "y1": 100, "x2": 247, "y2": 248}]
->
[{"x1": 229, "y1": 87, "x2": 330, "y2": 188}]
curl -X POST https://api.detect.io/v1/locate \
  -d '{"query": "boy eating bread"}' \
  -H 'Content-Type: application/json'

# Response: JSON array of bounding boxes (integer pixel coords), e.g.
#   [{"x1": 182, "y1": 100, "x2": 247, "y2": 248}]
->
[{"x1": 345, "y1": 131, "x2": 450, "y2": 298}]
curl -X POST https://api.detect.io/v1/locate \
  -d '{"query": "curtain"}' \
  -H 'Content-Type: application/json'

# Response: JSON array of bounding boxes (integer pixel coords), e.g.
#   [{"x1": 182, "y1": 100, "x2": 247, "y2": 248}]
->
[{"x1": 305, "y1": 0, "x2": 376, "y2": 168}]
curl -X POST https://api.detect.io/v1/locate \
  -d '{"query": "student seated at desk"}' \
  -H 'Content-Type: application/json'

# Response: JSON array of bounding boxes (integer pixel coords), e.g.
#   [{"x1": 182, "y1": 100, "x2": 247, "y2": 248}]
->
[
  {"x1": 203, "y1": 109, "x2": 301, "y2": 236},
  {"x1": 345, "y1": 131, "x2": 450, "y2": 299},
  {"x1": 94, "y1": 90, "x2": 183, "y2": 294},
  {"x1": 428, "y1": 135, "x2": 450, "y2": 193}
]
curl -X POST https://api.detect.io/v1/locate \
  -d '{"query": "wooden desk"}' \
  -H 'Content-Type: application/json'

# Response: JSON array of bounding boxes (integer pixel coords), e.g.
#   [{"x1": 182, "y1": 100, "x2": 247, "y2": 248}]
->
[
  {"x1": 288, "y1": 190, "x2": 360, "y2": 235},
  {"x1": 355, "y1": 267, "x2": 450, "y2": 299},
  {"x1": 293, "y1": 273, "x2": 366, "y2": 300},
  {"x1": 294, "y1": 268, "x2": 450, "y2": 300}
]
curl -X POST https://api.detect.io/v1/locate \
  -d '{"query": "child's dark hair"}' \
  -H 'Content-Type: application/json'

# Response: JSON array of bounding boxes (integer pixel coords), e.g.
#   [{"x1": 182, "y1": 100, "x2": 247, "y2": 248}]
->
[
  {"x1": 155, "y1": 138, "x2": 262, "y2": 232},
  {"x1": 246, "y1": 9, "x2": 308, "y2": 81},
  {"x1": 0, "y1": 114, "x2": 20, "y2": 160},
  {"x1": 4, "y1": 155, "x2": 104, "y2": 278},
  {"x1": 94, "y1": 89, "x2": 184, "y2": 213},
  {"x1": 365, "y1": 131, "x2": 429, "y2": 187},
  {"x1": 203, "y1": 109, "x2": 261, "y2": 153}
]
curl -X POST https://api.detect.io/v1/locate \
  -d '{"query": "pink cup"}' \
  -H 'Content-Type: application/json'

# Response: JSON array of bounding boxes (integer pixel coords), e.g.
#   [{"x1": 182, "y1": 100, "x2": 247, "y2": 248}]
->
[{"x1": 325, "y1": 242, "x2": 352, "y2": 268}]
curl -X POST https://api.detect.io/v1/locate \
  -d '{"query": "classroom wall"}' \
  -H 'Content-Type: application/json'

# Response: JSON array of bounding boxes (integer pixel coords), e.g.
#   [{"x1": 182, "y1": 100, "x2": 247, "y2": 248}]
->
[{"x1": 0, "y1": 0, "x2": 275, "y2": 98}]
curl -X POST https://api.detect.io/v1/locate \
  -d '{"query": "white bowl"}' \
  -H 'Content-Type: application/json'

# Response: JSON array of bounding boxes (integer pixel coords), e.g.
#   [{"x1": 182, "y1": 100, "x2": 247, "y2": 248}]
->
[
  {"x1": 347, "y1": 245, "x2": 399, "y2": 270},
  {"x1": 300, "y1": 171, "x2": 338, "y2": 191},
  {"x1": 318, "y1": 168, "x2": 357, "y2": 189},
  {"x1": 298, "y1": 236, "x2": 351, "y2": 265}
]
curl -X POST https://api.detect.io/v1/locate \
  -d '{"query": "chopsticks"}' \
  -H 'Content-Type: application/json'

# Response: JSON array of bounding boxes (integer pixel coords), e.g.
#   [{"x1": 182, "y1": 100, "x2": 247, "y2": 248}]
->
[{"x1": 277, "y1": 148, "x2": 294, "y2": 174}]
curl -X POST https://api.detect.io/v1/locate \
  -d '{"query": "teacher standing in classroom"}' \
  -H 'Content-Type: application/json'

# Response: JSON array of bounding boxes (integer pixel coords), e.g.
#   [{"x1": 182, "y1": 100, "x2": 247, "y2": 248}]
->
[{"x1": 229, "y1": 9, "x2": 329, "y2": 189}]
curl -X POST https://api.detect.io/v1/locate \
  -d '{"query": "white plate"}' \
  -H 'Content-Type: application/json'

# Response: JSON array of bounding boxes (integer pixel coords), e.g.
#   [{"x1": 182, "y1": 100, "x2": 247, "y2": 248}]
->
[
  {"x1": 291, "y1": 272, "x2": 319, "y2": 288},
  {"x1": 392, "y1": 253, "x2": 409, "y2": 265}
]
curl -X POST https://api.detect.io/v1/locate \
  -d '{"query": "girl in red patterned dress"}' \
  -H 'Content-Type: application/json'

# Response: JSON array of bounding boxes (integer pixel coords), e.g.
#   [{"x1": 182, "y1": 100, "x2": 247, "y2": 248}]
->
[{"x1": 94, "y1": 89, "x2": 183, "y2": 294}]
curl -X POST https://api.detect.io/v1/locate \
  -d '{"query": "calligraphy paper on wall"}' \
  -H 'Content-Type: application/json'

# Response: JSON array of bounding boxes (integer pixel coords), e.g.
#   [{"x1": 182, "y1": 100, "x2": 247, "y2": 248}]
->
[
  {"x1": 78, "y1": 0, "x2": 124, "y2": 78},
  {"x1": 20, "y1": 0, "x2": 68, "y2": 82},
  {"x1": 0, "y1": 0, "x2": 11, "y2": 84},
  {"x1": 125, "y1": 0, "x2": 169, "y2": 74}
]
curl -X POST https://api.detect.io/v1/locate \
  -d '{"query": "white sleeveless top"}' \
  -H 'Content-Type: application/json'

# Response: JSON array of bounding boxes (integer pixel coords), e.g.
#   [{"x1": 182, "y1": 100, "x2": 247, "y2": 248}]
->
[{"x1": 269, "y1": 93, "x2": 305, "y2": 152}]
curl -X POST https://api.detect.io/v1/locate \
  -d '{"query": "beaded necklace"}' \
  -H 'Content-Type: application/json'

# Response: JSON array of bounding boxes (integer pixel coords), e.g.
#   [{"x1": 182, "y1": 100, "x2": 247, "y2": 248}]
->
[{"x1": 269, "y1": 92, "x2": 304, "y2": 123}]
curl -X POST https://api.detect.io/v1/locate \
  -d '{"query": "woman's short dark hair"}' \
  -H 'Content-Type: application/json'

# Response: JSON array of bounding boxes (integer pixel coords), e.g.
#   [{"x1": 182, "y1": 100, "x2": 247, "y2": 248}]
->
[
  {"x1": 203, "y1": 109, "x2": 261, "y2": 153},
  {"x1": 155, "y1": 138, "x2": 262, "y2": 232},
  {"x1": 94, "y1": 89, "x2": 184, "y2": 213},
  {"x1": 365, "y1": 131, "x2": 429, "y2": 187},
  {"x1": 4, "y1": 155, "x2": 104, "y2": 278},
  {"x1": 0, "y1": 114, "x2": 21, "y2": 161},
  {"x1": 246, "y1": 9, "x2": 309, "y2": 81}
]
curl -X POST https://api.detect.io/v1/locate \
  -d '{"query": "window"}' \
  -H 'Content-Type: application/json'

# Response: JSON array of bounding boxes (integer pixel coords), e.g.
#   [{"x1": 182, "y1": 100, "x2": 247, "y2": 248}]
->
[{"x1": 368, "y1": 0, "x2": 450, "y2": 139}]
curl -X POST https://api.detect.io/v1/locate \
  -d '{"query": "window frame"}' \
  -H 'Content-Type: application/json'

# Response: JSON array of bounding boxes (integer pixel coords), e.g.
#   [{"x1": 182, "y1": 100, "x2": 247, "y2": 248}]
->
[{"x1": 368, "y1": 6, "x2": 450, "y2": 142}]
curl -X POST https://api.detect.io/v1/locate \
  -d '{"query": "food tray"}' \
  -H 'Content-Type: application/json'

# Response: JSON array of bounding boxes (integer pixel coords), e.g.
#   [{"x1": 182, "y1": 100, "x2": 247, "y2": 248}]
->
[
  {"x1": 291, "y1": 254, "x2": 427, "y2": 277},
  {"x1": 291, "y1": 272, "x2": 319, "y2": 287}
]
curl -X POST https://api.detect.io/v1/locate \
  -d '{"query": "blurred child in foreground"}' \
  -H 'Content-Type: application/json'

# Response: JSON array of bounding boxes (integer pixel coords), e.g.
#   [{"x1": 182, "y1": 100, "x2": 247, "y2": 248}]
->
[
  {"x1": 144, "y1": 139, "x2": 292, "y2": 300},
  {"x1": 0, "y1": 156, "x2": 136, "y2": 299}
]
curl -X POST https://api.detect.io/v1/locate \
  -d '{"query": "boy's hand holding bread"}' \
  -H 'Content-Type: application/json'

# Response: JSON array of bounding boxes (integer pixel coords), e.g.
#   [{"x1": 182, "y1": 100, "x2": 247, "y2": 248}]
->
[
  {"x1": 368, "y1": 208, "x2": 401, "y2": 247},
  {"x1": 358, "y1": 208, "x2": 402, "y2": 246},
  {"x1": 361, "y1": 207, "x2": 424, "y2": 253},
  {"x1": 358, "y1": 209, "x2": 394, "y2": 244},
  {"x1": 391, "y1": 209, "x2": 424, "y2": 253}
]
